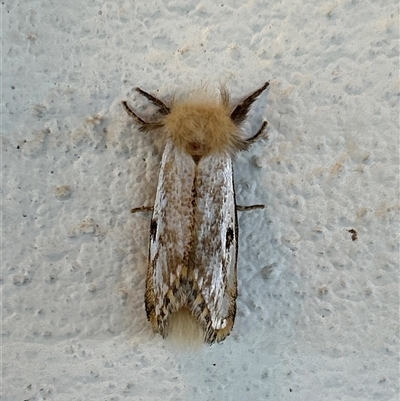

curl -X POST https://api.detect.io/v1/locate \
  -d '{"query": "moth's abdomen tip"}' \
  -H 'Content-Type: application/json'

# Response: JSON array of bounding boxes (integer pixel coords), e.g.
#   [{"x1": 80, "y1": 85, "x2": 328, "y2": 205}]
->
[{"x1": 166, "y1": 308, "x2": 205, "y2": 349}]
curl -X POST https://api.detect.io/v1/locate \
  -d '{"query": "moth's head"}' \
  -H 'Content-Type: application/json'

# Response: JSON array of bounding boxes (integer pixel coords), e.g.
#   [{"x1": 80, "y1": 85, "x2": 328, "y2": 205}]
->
[
  {"x1": 123, "y1": 82, "x2": 269, "y2": 159},
  {"x1": 163, "y1": 91, "x2": 242, "y2": 158}
]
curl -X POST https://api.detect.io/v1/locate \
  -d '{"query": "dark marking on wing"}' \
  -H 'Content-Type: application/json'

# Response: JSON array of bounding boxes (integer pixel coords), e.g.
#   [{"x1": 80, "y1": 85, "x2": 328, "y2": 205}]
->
[
  {"x1": 150, "y1": 219, "x2": 157, "y2": 242},
  {"x1": 225, "y1": 227, "x2": 235, "y2": 250}
]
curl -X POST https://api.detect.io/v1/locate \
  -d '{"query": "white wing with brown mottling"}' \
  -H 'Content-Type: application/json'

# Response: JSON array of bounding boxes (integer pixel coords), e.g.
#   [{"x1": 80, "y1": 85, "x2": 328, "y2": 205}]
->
[
  {"x1": 145, "y1": 139, "x2": 238, "y2": 344},
  {"x1": 194, "y1": 154, "x2": 237, "y2": 343},
  {"x1": 145, "y1": 138, "x2": 196, "y2": 333}
]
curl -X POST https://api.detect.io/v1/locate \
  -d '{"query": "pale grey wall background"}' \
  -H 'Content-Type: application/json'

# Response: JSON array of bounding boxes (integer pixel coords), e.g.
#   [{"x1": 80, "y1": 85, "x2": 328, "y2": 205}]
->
[{"x1": 2, "y1": 1, "x2": 399, "y2": 400}]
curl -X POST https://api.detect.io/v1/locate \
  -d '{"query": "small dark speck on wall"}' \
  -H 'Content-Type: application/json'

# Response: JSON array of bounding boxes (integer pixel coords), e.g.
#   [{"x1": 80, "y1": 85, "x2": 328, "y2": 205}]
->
[{"x1": 347, "y1": 229, "x2": 358, "y2": 241}]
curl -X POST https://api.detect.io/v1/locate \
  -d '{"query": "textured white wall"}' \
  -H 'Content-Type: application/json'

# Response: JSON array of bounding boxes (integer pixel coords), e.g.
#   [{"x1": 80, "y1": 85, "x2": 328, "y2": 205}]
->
[{"x1": 3, "y1": 1, "x2": 399, "y2": 400}]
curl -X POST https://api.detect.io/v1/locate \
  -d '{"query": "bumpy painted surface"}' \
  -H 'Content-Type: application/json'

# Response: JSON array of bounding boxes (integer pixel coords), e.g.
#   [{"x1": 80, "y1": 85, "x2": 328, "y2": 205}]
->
[{"x1": 2, "y1": 0, "x2": 398, "y2": 400}]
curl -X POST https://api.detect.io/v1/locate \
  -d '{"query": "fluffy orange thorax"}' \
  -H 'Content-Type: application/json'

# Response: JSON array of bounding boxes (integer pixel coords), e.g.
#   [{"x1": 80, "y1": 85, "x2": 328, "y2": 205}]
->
[{"x1": 163, "y1": 98, "x2": 241, "y2": 157}]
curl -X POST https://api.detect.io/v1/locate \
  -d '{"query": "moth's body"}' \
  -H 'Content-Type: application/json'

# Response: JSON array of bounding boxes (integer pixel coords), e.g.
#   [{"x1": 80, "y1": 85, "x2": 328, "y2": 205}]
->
[{"x1": 123, "y1": 82, "x2": 269, "y2": 345}]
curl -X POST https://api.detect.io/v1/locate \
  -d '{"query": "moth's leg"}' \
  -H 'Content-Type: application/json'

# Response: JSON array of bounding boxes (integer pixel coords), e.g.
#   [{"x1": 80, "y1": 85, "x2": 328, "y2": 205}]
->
[
  {"x1": 231, "y1": 81, "x2": 269, "y2": 125},
  {"x1": 122, "y1": 101, "x2": 163, "y2": 132},
  {"x1": 135, "y1": 87, "x2": 170, "y2": 115},
  {"x1": 131, "y1": 206, "x2": 154, "y2": 213},
  {"x1": 237, "y1": 204, "x2": 265, "y2": 211}
]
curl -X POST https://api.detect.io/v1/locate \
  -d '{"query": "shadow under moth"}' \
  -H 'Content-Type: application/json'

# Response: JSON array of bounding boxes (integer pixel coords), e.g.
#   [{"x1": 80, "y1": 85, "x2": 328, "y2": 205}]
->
[{"x1": 123, "y1": 81, "x2": 269, "y2": 346}]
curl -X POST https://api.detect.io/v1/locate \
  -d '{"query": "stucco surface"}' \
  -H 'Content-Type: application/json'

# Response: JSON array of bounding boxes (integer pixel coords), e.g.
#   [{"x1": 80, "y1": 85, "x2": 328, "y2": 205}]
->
[{"x1": 2, "y1": 1, "x2": 399, "y2": 400}]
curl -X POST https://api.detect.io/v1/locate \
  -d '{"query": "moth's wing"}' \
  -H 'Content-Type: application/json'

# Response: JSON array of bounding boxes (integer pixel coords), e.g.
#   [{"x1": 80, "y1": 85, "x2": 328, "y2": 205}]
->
[
  {"x1": 193, "y1": 154, "x2": 238, "y2": 343},
  {"x1": 145, "y1": 139, "x2": 196, "y2": 336},
  {"x1": 145, "y1": 142, "x2": 237, "y2": 344}
]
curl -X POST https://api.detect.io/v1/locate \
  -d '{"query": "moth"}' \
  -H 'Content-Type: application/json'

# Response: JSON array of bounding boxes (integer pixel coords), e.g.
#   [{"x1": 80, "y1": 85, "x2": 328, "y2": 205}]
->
[{"x1": 122, "y1": 81, "x2": 269, "y2": 345}]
